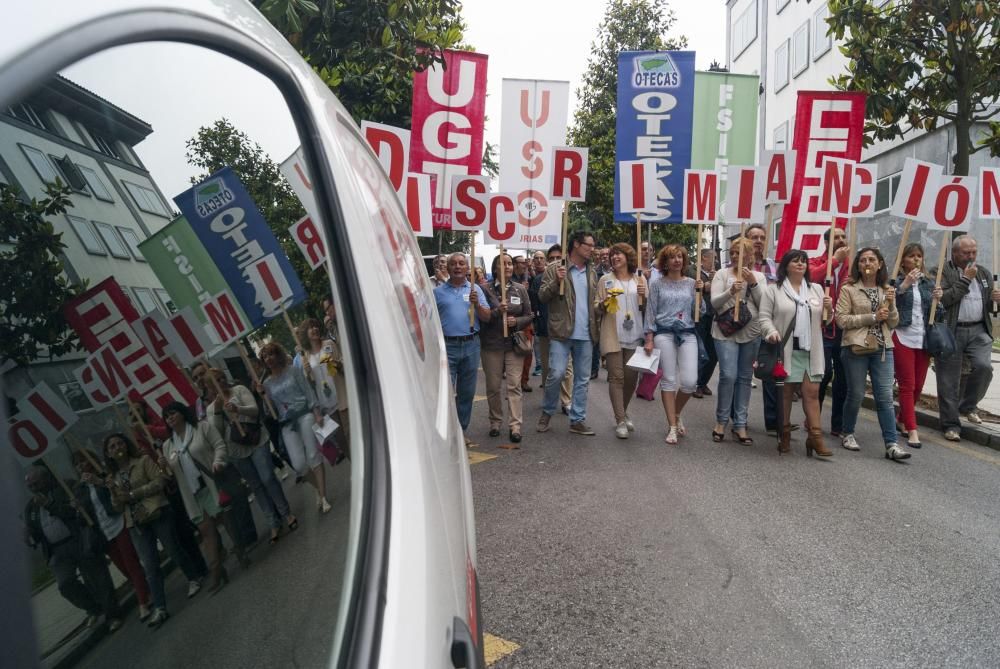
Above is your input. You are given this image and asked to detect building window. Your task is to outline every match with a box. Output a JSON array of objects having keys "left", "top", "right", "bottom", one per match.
[
  {"left": 792, "top": 21, "right": 810, "bottom": 77},
  {"left": 88, "top": 129, "right": 122, "bottom": 160},
  {"left": 116, "top": 226, "right": 147, "bottom": 262},
  {"left": 92, "top": 221, "right": 130, "bottom": 259},
  {"left": 6, "top": 103, "right": 49, "bottom": 131},
  {"left": 774, "top": 39, "right": 790, "bottom": 92},
  {"left": 732, "top": 0, "right": 758, "bottom": 60},
  {"left": 813, "top": 3, "right": 832, "bottom": 60},
  {"left": 66, "top": 215, "right": 107, "bottom": 256},
  {"left": 875, "top": 173, "right": 902, "bottom": 212},
  {"left": 773, "top": 122, "right": 789, "bottom": 150},
  {"left": 19, "top": 144, "right": 62, "bottom": 186},
  {"left": 123, "top": 180, "right": 170, "bottom": 217},
  {"left": 154, "top": 288, "right": 177, "bottom": 314},
  {"left": 76, "top": 164, "right": 114, "bottom": 202},
  {"left": 49, "top": 154, "right": 89, "bottom": 193},
  {"left": 132, "top": 287, "right": 160, "bottom": 315}
]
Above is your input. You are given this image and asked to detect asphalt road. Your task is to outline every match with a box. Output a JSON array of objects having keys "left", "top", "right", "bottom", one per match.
[
  {"left": 471, "top": 367, "right": 1000, "bottom": 668},
  {"left": 74, "top": 463, "right": 351, "bottom": 669}
]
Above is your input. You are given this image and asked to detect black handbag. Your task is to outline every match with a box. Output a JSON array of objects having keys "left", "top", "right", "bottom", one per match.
[
  {"left": 715, "top": 304, "right": 752, "bottom": 336},
  {"left": 925, "top": 321, "right": 956, "bottom": 356},
  {"left": 755, "top": 312, "right": 796, "bottom": 381}
]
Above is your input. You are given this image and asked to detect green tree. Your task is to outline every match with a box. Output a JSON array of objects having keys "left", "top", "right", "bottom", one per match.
[
  {"left": 0, "top": 183, "right": 85, "bottom": 366},
  {"left": 569, "top": 0, "right": 693, "bottom": 251},
  {"left": 184, "top": 119, "right": 325, "bottom": 346},
  {"left": 827, "top": 0, "right": 1000, "bottom": 176}
]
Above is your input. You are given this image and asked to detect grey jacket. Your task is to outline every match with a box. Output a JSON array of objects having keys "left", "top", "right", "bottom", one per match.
[{"left": 934, "top": 261, "right": 994, "bottom": 333}]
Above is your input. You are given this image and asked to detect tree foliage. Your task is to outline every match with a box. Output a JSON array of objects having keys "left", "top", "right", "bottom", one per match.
[
  {"left": 569, "top": 0, "right": 694, "bottom": 251},
  {"left": 253, "top": 0, "right": 465, "bottom": 127},
  {"left": 0, "top": 183, "right": 85, "bottom": 366},
  {"left": 185, "top": 119, "right": 325, "bottom": 346},
  {"left": 827, "top": 0, "right": 1000, "bottom": 175}
]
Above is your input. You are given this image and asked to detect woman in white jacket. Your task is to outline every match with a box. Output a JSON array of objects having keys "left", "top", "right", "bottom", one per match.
[{"left": 758, "top": 250, "right": 834, "bottom": 457}]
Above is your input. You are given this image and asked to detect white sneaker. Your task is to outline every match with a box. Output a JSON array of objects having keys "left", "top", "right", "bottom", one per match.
[
  {"left": 624, "top": 415, "right": 635, "bottom": 432},
  {"left": 842, "top": 434, "right": 861, "bottom": 451},
  {"left": 319, "top": 498, "right": 332, "bottom": 514},
  {"left": 147, "top": 608, "right": 169, "bottom": 628},
  {"left": 944, "top": 429, "right": 961, "bottom": 442},
  {"left": 665, "top": 427, "right": 678, "bottom": 445},
  {"left": 187, "top": 580, "right": 201, "bottom": 598},
  {"left": 138, "top": 604, "right": 151, "bottom": 622},
  {"left": 885, "top": 443, "right": 912, "bottom": 461},
  {"left": 615, "top": 422, "right": 629, "bottom": 439},
  {"left": 963, "top": 411, "right": 983, "bottom": 425}
]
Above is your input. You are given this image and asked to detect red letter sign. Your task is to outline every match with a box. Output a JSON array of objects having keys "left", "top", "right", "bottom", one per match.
[
  {"left": 450, "top": 175, "right": 490, "bottom": 232},
  {"left": 203, "top": 292, "right": 250, "bottom": 346},
  {"left": 683, "top": 170, "right": 719, "bottom": 224},
  {"left": 549, "top": 146, "right": 589, "bottom": 202}
]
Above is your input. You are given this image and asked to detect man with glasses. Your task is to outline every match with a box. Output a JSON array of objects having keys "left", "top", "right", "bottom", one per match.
[
  {"left": 531, "top": 245, "right": 573, "bottom": 409},
  {"left": 537, "top": 232, "right": 599, "bottom": 435}
]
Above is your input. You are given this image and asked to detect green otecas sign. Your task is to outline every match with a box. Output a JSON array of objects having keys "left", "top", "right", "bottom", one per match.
[
  {"left": 690, "top": 71, "right": 760, "bottom": 200},
  {"left": 138, "top": 215, "right": 248, "bottom": 327}
]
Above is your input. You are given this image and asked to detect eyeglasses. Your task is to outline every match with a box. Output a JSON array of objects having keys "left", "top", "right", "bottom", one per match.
[{"left": 579, "top": 241, "right": 595, "bottom": 248}]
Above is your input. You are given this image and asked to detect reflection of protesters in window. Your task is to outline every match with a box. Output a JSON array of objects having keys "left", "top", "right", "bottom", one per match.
[
  {"left": 104, "top": 433, "right": 204, "bottom": 628},
  {"left": 204, "top": 368, "right": 297, "bottom": 544},
  {"left": 161, "top": 403, "right": 234, "bottom": 594},
  {"left": 72, "top": 449, "right": 151, "bottom": 624},
  {"left": 24, "top": 464, "right": 121, "bottom": 631},
  {"left": 258, "top": 342, "right": 332, "bottom": 514}
]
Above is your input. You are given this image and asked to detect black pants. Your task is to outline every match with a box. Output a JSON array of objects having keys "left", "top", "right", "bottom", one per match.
[
  {"left": 696, "top": 315, "right": 717, "bottom": 387},
  {"left": 49, "top": 539, "right": 118, "bottom": 618},
  {"left": 819, "top": 332, "right": 846, "bottom": 433}
]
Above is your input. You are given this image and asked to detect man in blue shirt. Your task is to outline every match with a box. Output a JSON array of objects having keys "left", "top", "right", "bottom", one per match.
[{"left": 435, "top": 252, "right": 492, "bottom": 447}]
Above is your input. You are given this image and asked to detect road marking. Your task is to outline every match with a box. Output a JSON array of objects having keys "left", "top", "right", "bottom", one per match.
[
  {"left": 484, "top": 632, "right": 520, "bottom": 665},
  {"left": 857, "top": 407, "right": 1000, "bottom": 467},
  {"left": 468, "top": 451, "right": 498, "bottom": 465}
]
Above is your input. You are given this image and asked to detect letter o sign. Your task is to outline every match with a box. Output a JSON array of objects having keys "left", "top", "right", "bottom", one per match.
[
  {"left": 10, "top": 420, "right": 48, "bottom": 459},
  {"left": 931, "top": 176, "right": 975, "bottom": 231}
]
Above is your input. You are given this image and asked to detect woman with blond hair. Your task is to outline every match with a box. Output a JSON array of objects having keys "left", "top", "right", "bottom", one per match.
[
  {"left": 710, "top": 238, "right": 766, "bottom": 445},
  {"left": 596, "top": 242, "right": 647, "bottom": 438},
  {"left": 643, "top": 244, "right": 702, "bottom": 445}
]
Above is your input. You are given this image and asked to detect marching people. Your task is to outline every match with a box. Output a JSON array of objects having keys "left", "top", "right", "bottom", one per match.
[
  {"left": 510, "top": 256, "right": 535, "bottom": 394},
  {"left": 24, "top": 464, "right": 122, "bottom": 631},
  {"left": 430, "top": 254, "right": 449, "bottom": 288},
  {"left": 257, "top": 342, "right": 332, "bottom": 512},
  {"left": 529, "top": 250, "right": 548, "bottom": 377},
  {"left": 434, "top": 252, "right": 492, "bottom": 447},
  {"left": 692, "top": 247, "right": 717, "bottom": 399},
  {"left": 933, "top": 235, "right": 1000, "bottom": 441},
  {"left": 161, "top": 402, "right": 237, "bottom": 593},
  {"left": 643, "top": 244, "right": 701, "bottom": 445},
  {"left": 203, "top": 368, "right": 296, "bottom": 545},
  {"left": 71, "top": 450, "right": 151, "bottom": 624},
  {"left": 745, "top": 224, "right": 781, "bottom": 435},
  {"left": 537, "top": 230, "right": 600, "bottom": 436},
  {"left": 103, "top": 433, "right": 204, "bottom": 627},
  {"left": 480, "top": 253, "right": 534, "bottom": 443},
  {"left": 596, "top": 243, "right": 647, "bottom": 439},
  {"left": 835, "top": 248, "right": 910, "bottom": 460},
  {"left": 758, "top": 250, "right": 834, "bottom": 457},
  {"left": 710, "top": 238, "right": 765, "bottom": 445},
  {"left": 530, "top": 245, "right": 574, "bottom": 411},
  {"left": 321, "top": 297, "right": 351, "bottom": 442},
  {"left": 810, "top": 226, "right": 852, "bottom": 436},
  {"left": 892, "top": 244, "right": 943, "bottom": 449}
]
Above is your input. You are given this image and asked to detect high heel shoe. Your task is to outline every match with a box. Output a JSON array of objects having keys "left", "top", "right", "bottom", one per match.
[
  {"left": 806, "top": 428, "right": 832, "bottom": 458},
  {"left": 731, "top": 429, "right": 753, "bottom": 445},
  {"left": 778, "top": 425, "right": 792, "bottom": 455}
]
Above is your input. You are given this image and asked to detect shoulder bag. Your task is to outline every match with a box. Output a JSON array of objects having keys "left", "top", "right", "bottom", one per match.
[{"left": 755, "top": 311, "right": 796, "bottom": 380}]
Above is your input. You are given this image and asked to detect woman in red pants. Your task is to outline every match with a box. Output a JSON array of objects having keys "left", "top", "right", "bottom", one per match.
[{"left": 892, "top": 243, "right": 943, "bottom": 449}]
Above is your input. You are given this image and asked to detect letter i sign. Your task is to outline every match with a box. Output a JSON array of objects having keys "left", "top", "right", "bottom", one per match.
[{"left": 619, "top": 159, "right": 658, "bottom": 213}]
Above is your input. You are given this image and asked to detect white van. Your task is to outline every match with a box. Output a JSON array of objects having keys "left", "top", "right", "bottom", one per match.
[{"left": 0, "top": 2, "right": 483, "bottom": 668}]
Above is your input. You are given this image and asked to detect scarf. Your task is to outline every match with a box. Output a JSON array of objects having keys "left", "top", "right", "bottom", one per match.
[
  {"left": 173, "top": 424, "right": 204, "bottom": 494},
  {"left": 783, "top": 281, "right": 813, "bottom": 351}
]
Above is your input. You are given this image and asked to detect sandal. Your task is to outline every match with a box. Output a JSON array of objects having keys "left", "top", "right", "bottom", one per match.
[
  {"left": 712, "top": 429, "right": 725, "bottom": 442},
  {"left": 676, "top": 418, "right": 686, "bottom": 437},
  {"left": 269, "top": 530, "right": 281, "bottom": 545},
  {"left": 731, "top": 429, "right": 754, "bottom": 445},
  {"left": 287, "top": 516, "right": 299, "bottom": 532}
]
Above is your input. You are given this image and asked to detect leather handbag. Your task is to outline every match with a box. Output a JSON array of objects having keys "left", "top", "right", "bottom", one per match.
[
  {"left": 755, "top": 312, "right": 796, "bottom": 381},
  {"left": 715, "top": 302, "right": 752, "bottom": 337},
  {"left": 850, "top": 333, "right": 881, "bottom": 356},
  {"left": 511, "top": 330, "right": 533, "bottom": 355},
  {"left": 925, "top": 321, "right": 956, "bottom": 356}
]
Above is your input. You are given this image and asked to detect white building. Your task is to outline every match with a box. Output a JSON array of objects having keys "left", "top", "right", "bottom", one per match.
[
  {"left": 724, "top": 0, "right": 998, "bottom": 257},
  {"left": 1, "top": 75, "right": 177, "bottom": 410}
]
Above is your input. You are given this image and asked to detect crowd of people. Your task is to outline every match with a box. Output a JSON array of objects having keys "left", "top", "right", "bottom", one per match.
[
  {"left": 22, "top": 299, "right": 350, "bottom": 633},
  {"left": 433, "top": 229, "right": 999, "bottom": 460}
]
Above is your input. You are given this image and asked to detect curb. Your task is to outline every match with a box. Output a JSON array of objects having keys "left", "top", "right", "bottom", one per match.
[{"left": 860, "top": 396, "right": 1000, "bottom": 451}]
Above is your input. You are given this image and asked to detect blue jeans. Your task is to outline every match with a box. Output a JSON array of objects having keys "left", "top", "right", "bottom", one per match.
[
  {"left": 130, "top": 506, "right": 203, "bottom": 611},
  {"left": 714, "top": 338, "right": 756, "bottom": 429},
  {"left": 446, "top": 337, "right": 481, "bottom": 431},
  {"left": 233, "top": 446, "right": 291, "bottom": 530},
  {"left": 841, "top": 347, "right": 898, "bottom": 446},
  {"left": 543, "top": 338, "right": 593, "bottom": 423}
]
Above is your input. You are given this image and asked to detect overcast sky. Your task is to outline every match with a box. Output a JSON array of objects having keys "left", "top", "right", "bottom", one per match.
[{"left": 61, "top": 0, "right": 727, "bottom": 203}]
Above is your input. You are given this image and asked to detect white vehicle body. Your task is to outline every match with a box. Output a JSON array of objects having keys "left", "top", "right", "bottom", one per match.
[{"left": 0, "top": 2, "right": 482, "bottom": 667}]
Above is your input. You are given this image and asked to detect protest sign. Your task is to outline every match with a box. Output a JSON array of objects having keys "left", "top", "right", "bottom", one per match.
[
  {"left": 690, "top": 71, "right": 758, "bottom": 202},
  {"left": 550, "top": 147, "right": 589, "bottom": 202},
  {"left": 8, "top": 383, "right": 78, "bottom": 462}
]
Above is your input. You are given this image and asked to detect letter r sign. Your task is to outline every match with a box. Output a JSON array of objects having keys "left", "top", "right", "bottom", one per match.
[{"left": 549, "top": 147, "right": 589, "bottom": 202}]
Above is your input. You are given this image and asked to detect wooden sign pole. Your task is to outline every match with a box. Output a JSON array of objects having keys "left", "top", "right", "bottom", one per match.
[
  {"left": 694, "top": 223, "right": 703, "bottom": 323},
  {"left": 238, "top": 342, "right": 278, "bottom": 419},
  {"left": 890, "top": 219, "right": 914, "bottom": 282},
  {"left": 735, "top": 223, "right": 746, "bottom": 320},
  {"left": 469, "top": 232, "right": 477, "bottom": 326},
  {"left": 928, "top": 231, "right": 951, "bottom": 323},
  {"left": 204, "top": 369, "right": 246, "bottom": 437},
  {"left": 823, "top": 216, "right": 838, "bottom": 321},
  {"left": 559, "top": 206, "right": 569, "bottom": 296},
  {"left": 499, "top": 245, "right": 509, "bottom": 337},
  {"left": 636, "top": 212, "right": 644, "bottom": 307}
]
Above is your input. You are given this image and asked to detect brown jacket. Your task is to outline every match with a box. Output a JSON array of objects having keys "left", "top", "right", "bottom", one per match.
[
  {"left": 478, "top": 281, "right": 533, "bottom": 351},
  {"left": 111, "top": 455, "right": 169, "bottom": 528},
  {"left": 835, "top": 282, "right": 899, "bottom": 349},
  {"left": 595, "top": 272, "right": 648, "bottom": 354},
  {"left": 538, "top": 260, "right": 599, "bottom": 342}
]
